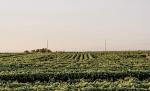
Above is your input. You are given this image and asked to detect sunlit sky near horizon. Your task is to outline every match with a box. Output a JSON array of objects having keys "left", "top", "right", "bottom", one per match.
[{"left": 0, "top": 0, "right": 150, "bottom": 52}]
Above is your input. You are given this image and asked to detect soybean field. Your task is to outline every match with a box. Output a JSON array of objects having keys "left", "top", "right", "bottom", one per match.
[{"left": 0, "top": 51, "right": 150, "bottom": 90}]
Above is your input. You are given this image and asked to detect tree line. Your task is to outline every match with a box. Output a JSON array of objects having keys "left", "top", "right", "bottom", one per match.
[{"left": 24, "top": 48, "right": 52, "bottom": 53}]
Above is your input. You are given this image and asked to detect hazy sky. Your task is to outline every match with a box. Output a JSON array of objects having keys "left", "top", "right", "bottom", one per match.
[{"left": 0, "top": 0, "right": 150, "bottom": 52}]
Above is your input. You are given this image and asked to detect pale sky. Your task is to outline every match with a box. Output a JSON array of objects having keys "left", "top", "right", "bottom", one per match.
[{"left": 0, "top": 0, "right": 150, "bottom": 52}]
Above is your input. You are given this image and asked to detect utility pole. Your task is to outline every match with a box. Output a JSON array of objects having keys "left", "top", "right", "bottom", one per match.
[
  {"left": 47, "top": 40, "right": 49, "bottom": 49},
  {"left": 105, "top": 40, "right": 107, "bottom": 51}
]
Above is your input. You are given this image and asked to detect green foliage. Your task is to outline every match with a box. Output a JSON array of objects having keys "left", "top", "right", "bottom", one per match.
[
  {"left": 0, "top": 51, "right": 150, "bottom": 90},
  {"left": 24, "top": 50, "right": 30, "bottom": 54},
  {"left": 26, "top": 48, "right": 52, "bottom": 53}
]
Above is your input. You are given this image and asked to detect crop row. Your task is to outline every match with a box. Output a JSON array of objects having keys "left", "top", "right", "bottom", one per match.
[{"left": 1, "top": 71, "right": 150, "bottom": 82}]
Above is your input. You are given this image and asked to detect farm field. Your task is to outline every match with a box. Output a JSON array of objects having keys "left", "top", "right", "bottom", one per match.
[{"left": 0, "top": 51, "right": 150, "bottom": 90}]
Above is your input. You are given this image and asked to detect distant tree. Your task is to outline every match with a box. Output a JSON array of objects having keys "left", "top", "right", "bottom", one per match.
[
  {"left": 36, "top": 49, "right": 40, "bottom": 52},
  {"left": 28, "top": 48, "right": 52, "bottom": 53},
  {"left": 47, "top": 49, "right": 52, "bottom": 52},
  {"left": 31, "top": 50, "right": 36, "bottom": 53},
  {"left": 39, "top": 48, "right": 45, "bottom": 53},
  {"left": 24, "top": 50, "right": 30, "bottom": 54},
  {"left": 39, "top": 48, "right": 52, "bottom": 53}
]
